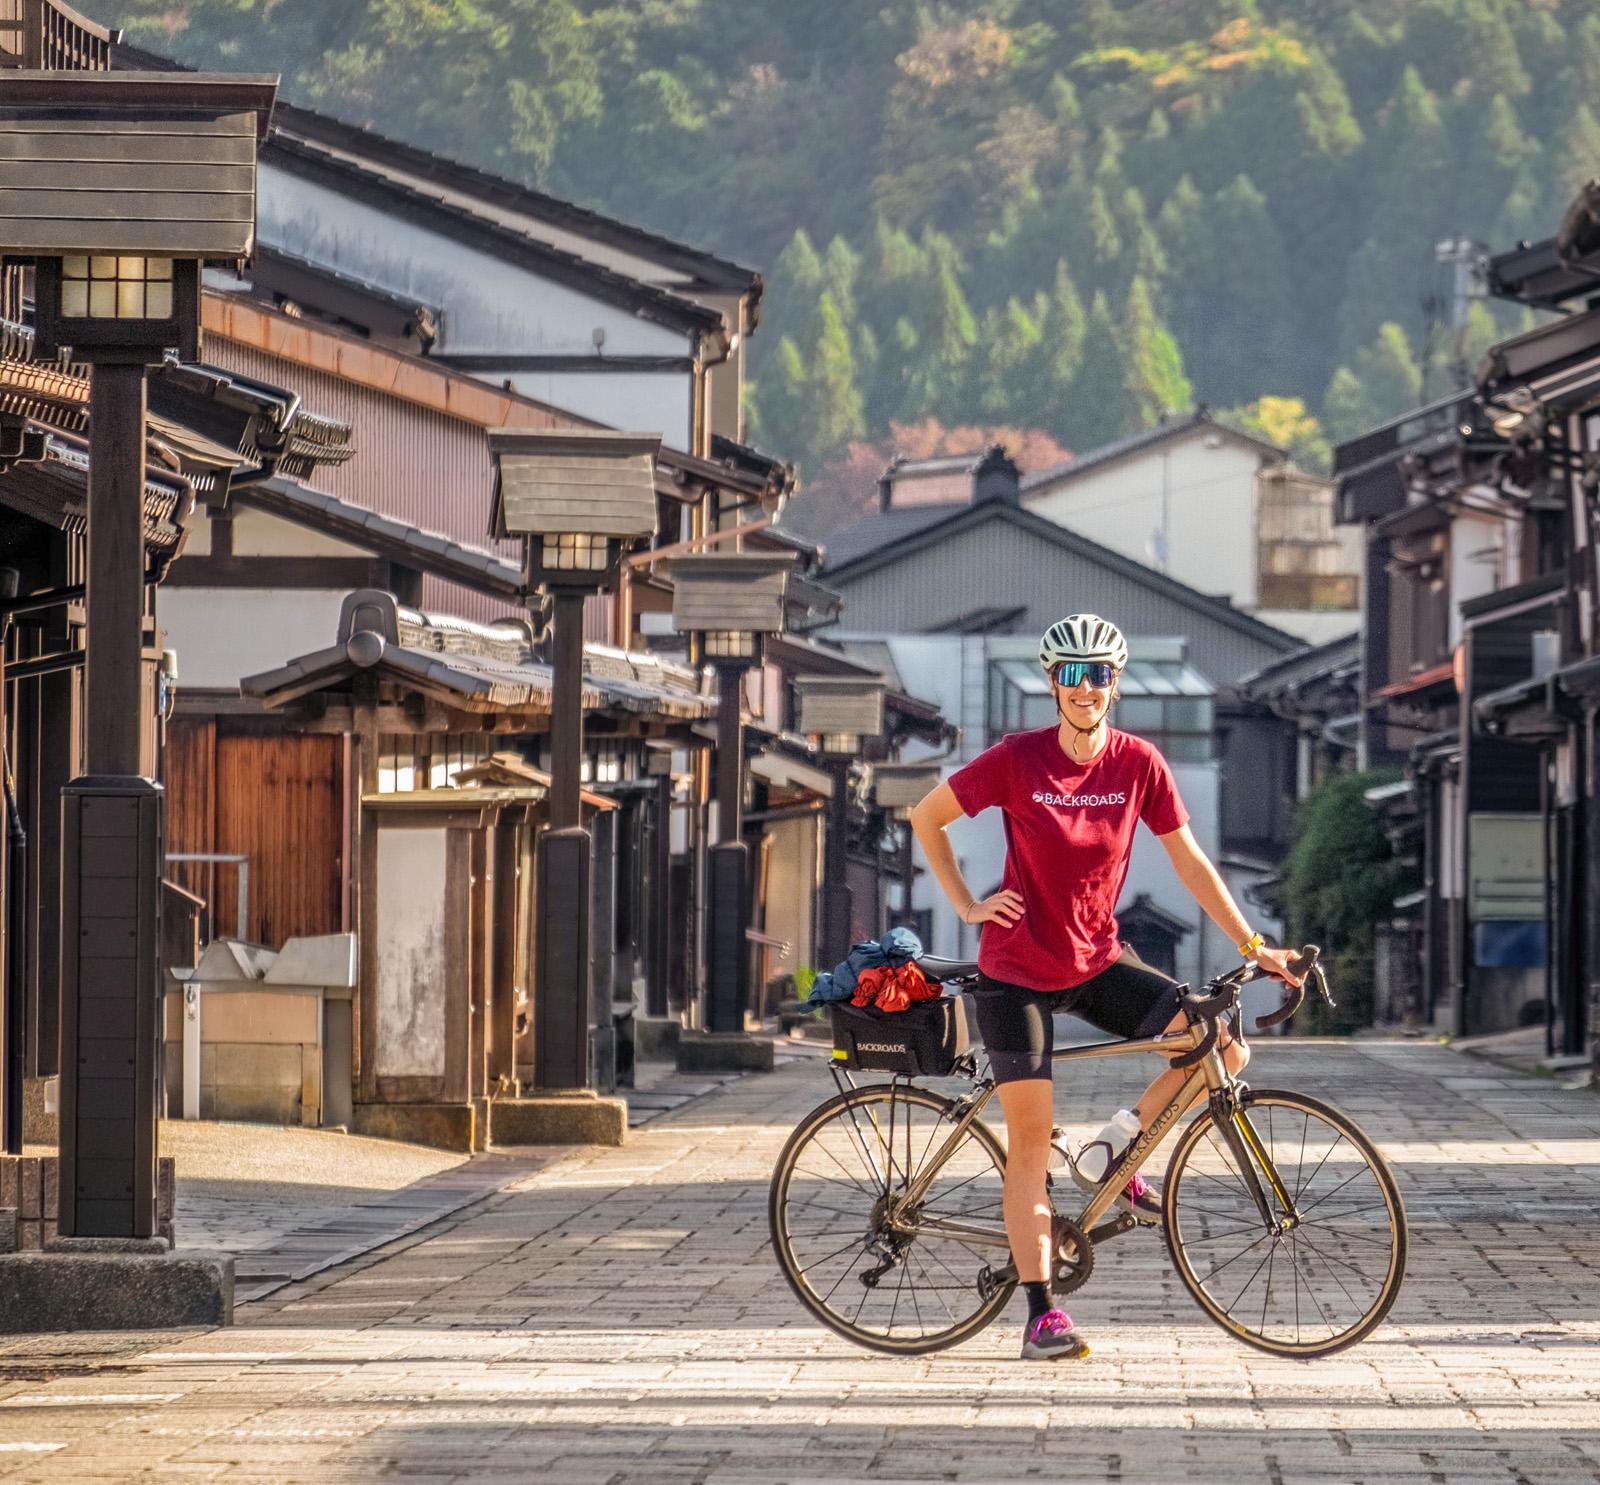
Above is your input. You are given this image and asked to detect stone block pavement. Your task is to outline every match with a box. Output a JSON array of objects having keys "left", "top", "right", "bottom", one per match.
[{"left": 0, "top": 1038, "right": 1595, "bottom": 1483}]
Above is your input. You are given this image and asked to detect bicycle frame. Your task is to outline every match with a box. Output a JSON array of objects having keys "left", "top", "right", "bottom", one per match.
[{"left": 854, "top": 1010, "right": 1304, "bottom": 1257}]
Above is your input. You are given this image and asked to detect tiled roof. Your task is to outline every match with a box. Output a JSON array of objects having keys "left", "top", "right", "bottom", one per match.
[
  {"left": 242, "top": 589, "right": 711, "bottom": 720},
  {"left": 234, "top": 477, "right": 526, "bottom": 599},
  {"left": 815, "top": 504, "right": 960, "bottom": 570}
]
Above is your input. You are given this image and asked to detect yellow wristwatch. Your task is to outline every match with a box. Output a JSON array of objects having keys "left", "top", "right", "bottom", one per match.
[{"left": 1238, "top": 931, "right": 1265, "bottom": 959}]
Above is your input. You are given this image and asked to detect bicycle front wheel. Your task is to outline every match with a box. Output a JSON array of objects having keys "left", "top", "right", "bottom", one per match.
[
  {"left": 1163, "top": 1087, "right": 1407, "bottom": 1358},
  {"left": 769, "top": 1083, "right": 1014, "bottom": 1355}
]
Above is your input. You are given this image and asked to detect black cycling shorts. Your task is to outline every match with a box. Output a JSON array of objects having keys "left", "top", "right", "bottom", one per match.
[{"left": 972, "top": 949, "right": 1182, "bottom": 1084}]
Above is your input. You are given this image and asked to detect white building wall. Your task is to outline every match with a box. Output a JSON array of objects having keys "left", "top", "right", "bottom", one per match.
[
  {"left": 257, "top": 167, "right": 690, "bottom": 362},
  {"left": 160, "top": 588, "right": 350, "bottom": 691},
  {"left": 1024, "top": 435, "right": 1263, "bottom": 609},
  {"left": 495, "top": 368, "right": 692, "bottom": 450},
  {"left": 1448, "top": 508, "right": 1513, "bottom": 648}
]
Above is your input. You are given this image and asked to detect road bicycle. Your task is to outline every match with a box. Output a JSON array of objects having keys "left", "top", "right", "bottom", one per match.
[{"left": 769, "top": 947, "right": 1408, "bottom": 1359}]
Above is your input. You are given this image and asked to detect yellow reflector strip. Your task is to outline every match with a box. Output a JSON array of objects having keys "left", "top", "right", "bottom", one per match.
[{"left": 832, "top": 1049, "right": 848, "bottom": 1060}]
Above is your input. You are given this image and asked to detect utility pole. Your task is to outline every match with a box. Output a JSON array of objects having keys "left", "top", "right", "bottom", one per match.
[{"left": 1435, "top": 238, "right": 1486, "bottom": 391}]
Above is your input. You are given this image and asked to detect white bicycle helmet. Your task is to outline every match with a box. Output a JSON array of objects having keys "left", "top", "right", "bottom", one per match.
[{"left": 1038, "top": 613, "right": 1128, "bottom": 675}]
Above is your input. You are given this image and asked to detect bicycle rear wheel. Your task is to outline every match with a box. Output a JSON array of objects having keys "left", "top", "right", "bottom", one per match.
[
  {"left": 1163, "top": 1087, "right": 1406, "bottom": 1358},
  {"left": 769, "top": 1083, "right": 1014, "bottom": 1355}
]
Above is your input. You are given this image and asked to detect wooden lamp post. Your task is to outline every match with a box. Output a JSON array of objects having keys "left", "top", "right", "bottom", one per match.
[
  {"left": 667, "top": 553, "right": 795, "bottom": 1035},
  {"left": 873, "top": 762, "right": 943, "bottom": 932},
  {"left": 794, "top": 675, "right": 887, "bottom": 966},
  {"left": 488, "top": 429, "right": 659, "bottom": 1089},
  {"left": 0, "top": 70, "right": 276, "bottom": 1237}
]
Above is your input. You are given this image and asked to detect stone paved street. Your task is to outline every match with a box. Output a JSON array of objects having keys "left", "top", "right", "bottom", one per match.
[{"left": 0, "top": 1039, "right": 1596, "bottom": 1484}]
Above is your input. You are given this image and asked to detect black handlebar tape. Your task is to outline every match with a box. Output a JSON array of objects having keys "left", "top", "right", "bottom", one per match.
[
  {"left": 1254, "top": 980, "right": 1306, "bottom": 1031},
  {"left": 1170, "top": 1015, "right": 1219, "bottom": 1069}
]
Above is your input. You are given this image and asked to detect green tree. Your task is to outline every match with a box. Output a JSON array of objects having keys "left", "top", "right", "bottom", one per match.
[
  {"left": 1321, "top": 323, "right": 1423, "bottom": 445},
  {"left": 976, "top": 298, "right": 1045, "bottom": 423},
  {"left": 1549, "top": 104, "right": 1600, "bottom": 221},
  {"left": 1044, "top": 259, "right": 1088, "bottom": 392},
  {"left": 1284, "top": 770, "right": 1419, "bottom": 1033},
  {"left": 1065, "top": 290, "right": 1138, "bottom": 446},
  {"left": 1335, "top": 67, "right": 1453, "bottom": 360},
  {"left": 1119, "top": 275, "right": 1192, "bottom": 428},
  {"left": 1224, "top": 396, "right": 1333, "bottom": 475}
]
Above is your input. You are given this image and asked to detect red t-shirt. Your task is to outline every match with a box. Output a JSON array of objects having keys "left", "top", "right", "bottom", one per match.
[{"left": 948, "top": 726, "right": 1189, "bottom": 990}]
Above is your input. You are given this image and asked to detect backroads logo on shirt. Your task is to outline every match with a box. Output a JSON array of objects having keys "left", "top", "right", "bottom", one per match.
[{"left": 1032, "top": 789, "right": 1127, "bottom": 808}]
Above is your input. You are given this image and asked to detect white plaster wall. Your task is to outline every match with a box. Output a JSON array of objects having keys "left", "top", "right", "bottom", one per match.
[
  {"left": 257, "top": 165, "right": 689, "bottom": 361},
  {"left": 1024, "top": 436, "right": 1262, "bottom": 609},
  {"left": 1448, "top": 509, "right": 1512, "bottom": 648},
  {"left": 763, "top": 814, "right": 822, "bottom": 977},
  {"left": 229, "top": 506, "right": 370, "bottom": 558},
  {"left": 158, "top": 588, "right": 349, "bottom": 690},
  {"left": 374, "top": 827, "right": 449, "bottom": 1078},
  {"left": 497, "top": 368, "right": 692, "bottom": 450}
]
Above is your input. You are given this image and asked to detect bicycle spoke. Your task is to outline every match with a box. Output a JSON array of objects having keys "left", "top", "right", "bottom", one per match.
[
  {"left": 796, "top": 1233, "right": 873, "bottom": 1278},
  {"left": 887, "top": 1250, "right": 910, "bottom": 1334},
  {"left": 1294, "top": 1165, "right": 1371, "bottom": 1219},
  {"left": 803, "top": 1138, "right": 881, "bottom": 1201},
  {"left": 1259, "top": 1239, "right": 1278, "bottom": 1335},
  {"left": 1167, "top": 1095, "right": 1404, "bottom": 1356},
  {"left": 1292, "top": 1111, "right": 1311, "bottom": 1203},
  {"left": 1194, "top": 1228, "right": 1273, "bottom": 1288},
  {"left": 1223, "top": 1241, "right": 1278, "bottom": 1315},
  {"left": 838, "top": 1098, "right": 892, "bottom": 1194},
  {"left": 786, "top": 1192, "right": 873, "bottom": 1221},
  {"left": 1290, "top": 1229, "right": 1338, "bottom": 1338},
  {"left": 1180, "top": 1224, "right": 1269, "bottom": 1243},
  {"left": 775, "top": 1088, "right": 1013, "bottom": 1350},
  {"left": 1290, "top": 1131, "right": 1347, "bottom": 1207},
  {"left": 1293, "top": 1227, "right": 1379, "bottom": 1289},
  {"left": 791, "top": 1164, "right": 880, "bottom": 1207}
]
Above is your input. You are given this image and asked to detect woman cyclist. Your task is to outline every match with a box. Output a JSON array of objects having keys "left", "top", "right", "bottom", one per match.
[{"left": 910, "top": 613, "right": 1302, "bottom": 1362}]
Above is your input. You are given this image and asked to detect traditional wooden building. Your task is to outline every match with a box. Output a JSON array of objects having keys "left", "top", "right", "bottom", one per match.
[{"left": 1333, "top": 194, "right": 1600, "bottom": 1054}]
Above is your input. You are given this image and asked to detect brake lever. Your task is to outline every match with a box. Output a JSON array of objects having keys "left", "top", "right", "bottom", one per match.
[{"left": 1312, "top": 964, "right": 1335, "bottom": 1009}]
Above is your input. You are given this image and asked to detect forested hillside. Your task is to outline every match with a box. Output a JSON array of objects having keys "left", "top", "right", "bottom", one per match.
[{"left": 125, "top": 0, "right": 1599, "bottom": 527}]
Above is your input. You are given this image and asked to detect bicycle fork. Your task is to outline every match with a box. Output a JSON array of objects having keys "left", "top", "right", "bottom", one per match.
[{"left": 1210, "top": 1087, "right": 1301, "bottom": 1233}]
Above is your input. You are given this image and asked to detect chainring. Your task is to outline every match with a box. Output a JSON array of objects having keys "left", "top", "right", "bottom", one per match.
[{"left": 1051, "top": 1214, "right": 1095, "bottom": 1295}]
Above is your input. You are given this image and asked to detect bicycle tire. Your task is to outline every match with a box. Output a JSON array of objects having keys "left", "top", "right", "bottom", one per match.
[
  {"left": 1163, "top": 1087, "right": 1407, "bottom": 1358},
  {"left": 769, "top": 1082, "right": 1015, "bottom": 1355}
]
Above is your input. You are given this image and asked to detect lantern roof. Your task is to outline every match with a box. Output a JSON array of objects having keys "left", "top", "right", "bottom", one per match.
[{"left": 0, "top": 71, "right": 277, "bottom": 259}]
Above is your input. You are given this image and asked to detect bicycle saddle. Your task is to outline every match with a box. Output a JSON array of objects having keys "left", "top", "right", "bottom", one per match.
[{"left": 919, "top": 954, "right": 981, "bottom": 981}]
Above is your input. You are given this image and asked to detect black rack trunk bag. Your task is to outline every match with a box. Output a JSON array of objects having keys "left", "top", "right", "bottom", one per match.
[{"left": 829, "top": 995, "right": 972, "bottom": 1077}]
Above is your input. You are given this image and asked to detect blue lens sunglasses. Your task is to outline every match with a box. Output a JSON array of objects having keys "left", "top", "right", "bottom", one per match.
[{"left": 1051, "top": 661, "right": 1117, "bottom": 689}]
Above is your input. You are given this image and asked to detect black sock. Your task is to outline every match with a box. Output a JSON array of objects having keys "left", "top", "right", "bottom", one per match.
[{"left": 1024, "top": 1281, "right": 1053, "bottom": 1323}]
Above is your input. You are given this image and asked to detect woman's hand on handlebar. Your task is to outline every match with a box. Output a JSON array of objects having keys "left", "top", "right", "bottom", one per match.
[
  {"left": 1251, "top": 943, "right": 1304, "bottom": 987},
  {"left": 962, "top": 889, "right": 1023, "bottom": 928}
]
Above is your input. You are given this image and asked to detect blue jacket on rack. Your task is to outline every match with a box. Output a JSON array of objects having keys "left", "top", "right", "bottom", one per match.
[{"left": 805, "top": 926, "right": 924, "bottom": 1006}]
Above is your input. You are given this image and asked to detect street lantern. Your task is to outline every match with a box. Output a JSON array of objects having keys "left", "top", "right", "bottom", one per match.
[
  {"left": 873, "top": 761, "right": 943, "bottom": 932},
  {"left": 488, "top": 428, "right": 660, "bottom": 1091},
  {"left": 795, "top": 675, "right": 887, "bottom": 964},
  {"left": 0, "top": 70, "right": 276, "bottom": 1237},
  {"left": 667, "top": 552, "right": 795, "bottom": 1036}
]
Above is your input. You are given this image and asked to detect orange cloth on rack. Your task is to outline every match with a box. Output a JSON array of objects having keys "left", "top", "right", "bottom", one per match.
[{"left": 849, "top": 960, "right": 942, "bottom": 1013}]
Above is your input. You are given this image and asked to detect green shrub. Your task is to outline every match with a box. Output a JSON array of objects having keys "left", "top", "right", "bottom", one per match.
[{"left": 1283, "top": 769, "right": 1419, "bottom": 1034}]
